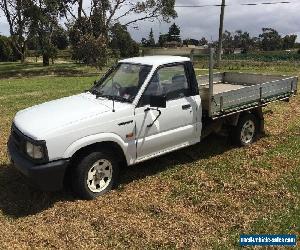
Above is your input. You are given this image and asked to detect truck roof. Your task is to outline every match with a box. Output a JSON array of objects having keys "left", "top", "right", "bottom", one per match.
[{"left": 119, "top": 56, "right": 191, "bottom": 66}]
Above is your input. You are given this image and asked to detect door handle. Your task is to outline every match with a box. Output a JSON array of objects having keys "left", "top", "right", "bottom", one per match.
[{"left": 182, "top": 104, "right": 191, "bottom": 110}]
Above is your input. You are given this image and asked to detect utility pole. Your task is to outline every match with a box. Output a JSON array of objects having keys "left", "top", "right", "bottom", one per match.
[{"left": 216, "top": 0, "right": 226, "bottom": 67}]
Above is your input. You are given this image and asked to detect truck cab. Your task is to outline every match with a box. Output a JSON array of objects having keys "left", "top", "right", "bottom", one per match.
[{"left": 7, "top": 56, "right": 297, "bottom": 199}]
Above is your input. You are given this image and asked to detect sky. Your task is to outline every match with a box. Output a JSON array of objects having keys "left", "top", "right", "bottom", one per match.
[{"left": 0, "top": 0, "right": 299, "bottom": 42}]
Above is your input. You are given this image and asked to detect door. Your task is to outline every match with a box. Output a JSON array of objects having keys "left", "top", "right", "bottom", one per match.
[{"left": 135, "top": 63, "right": 199, "bottom": 161}]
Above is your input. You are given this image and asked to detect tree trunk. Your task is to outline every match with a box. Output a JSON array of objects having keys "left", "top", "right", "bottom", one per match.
[
  {"left": 43, "top": 54, "right": 50, "bottom": 66},
  {"left": 78, "top": 0, "right": 83, "bottom": 19},
  {"left": 20, "top": 54, "right": 25, "bottom": 64},
  {"left": 20, "top": 45, "right": 25, "bottom": 63}
]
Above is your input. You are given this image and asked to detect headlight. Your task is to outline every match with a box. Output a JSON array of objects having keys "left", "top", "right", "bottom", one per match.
[{"left": 26, "top": 141, "right": 44, "bottom": 159}]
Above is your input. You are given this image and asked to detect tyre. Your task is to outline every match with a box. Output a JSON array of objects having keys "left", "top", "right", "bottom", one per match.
[
  {"left": 232, "top": 113, "right": 258, "bottom": 146},
  {"left": 71, "top": 150, "right": 119, "bottom": 200}
]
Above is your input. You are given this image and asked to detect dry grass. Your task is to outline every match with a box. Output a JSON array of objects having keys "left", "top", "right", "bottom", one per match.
[{"left": 0, "top": 61, "right": 299, "bottom": 249}]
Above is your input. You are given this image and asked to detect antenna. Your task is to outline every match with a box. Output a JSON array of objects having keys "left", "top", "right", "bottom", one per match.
[
  {"left": 111, "top": 72, "right": 115, "bottom": 112},
  {"left": 112, "top": 97, "right": 115, "bottom": 112}
]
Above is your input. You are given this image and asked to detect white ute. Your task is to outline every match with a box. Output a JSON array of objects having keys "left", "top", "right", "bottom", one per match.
[{"left": 8, "top": 56, "right": 298, "bottom": 199}]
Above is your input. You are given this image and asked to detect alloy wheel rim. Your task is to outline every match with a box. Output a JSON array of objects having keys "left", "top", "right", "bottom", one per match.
[
  {"left": 240, "top": 120, "right": 255, "bottom": 144},
  {"left": 87, "top": 159, "right": 113, "bottom": 193}
]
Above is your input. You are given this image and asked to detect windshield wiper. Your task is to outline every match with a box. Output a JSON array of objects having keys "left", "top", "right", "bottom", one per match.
[
  {"left": 101, "top": 95, "right": 131, "bottom": 103},
  {"left": 89, "top": 90, "right": 131, "bottom": 103},
  {"left": 89, "top": 89, "right": 104, "bottom": 98}
]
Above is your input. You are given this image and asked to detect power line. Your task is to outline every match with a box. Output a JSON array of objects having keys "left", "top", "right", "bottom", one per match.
[{"left": 175, "top": 1, "right": 292, "bottom": 8}]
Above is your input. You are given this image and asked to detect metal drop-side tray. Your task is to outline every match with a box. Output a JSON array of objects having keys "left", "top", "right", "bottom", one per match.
[{"left": 197, "top": 72, "right": 298, "bottom": 119}]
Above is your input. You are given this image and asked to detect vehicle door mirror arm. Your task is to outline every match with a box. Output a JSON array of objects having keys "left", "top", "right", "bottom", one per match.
[{"left": 144, "top": 107, "right": 162, "bottom": 128}]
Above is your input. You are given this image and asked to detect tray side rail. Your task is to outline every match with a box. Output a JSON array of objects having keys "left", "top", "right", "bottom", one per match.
[{"left": 209, "top": 76, "right": 298, "bottom": 119}]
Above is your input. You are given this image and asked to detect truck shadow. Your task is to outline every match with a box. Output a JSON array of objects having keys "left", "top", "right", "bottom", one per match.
[
  {"left": 118, "top": 134, "right": 234, "bottom": 186},
  {"left": 0, "top": 165, "right": 75, "bottom": 218},
  {"left": 0, "top": 134, "right": 236, "bottom": 218}
]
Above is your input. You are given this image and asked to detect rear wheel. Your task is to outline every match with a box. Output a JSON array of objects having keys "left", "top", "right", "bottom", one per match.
[
  {"left": 71, "top": 151, "right": 119, "bottom": 200},
  {"left": 232, "top": 113, "right": 257, "bottom": 146}
]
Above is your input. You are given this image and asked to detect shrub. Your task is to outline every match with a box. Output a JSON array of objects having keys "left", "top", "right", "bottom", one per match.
[
  {"left": 0, "top": 36, "right": 13, "bottom": 61},
  {"left": 72, "top": 34, "right": 108, "bottom": 68}
]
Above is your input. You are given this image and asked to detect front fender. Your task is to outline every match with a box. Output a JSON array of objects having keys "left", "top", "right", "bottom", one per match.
[{"left": 63, "top": 133, "right": 135, "bottom": 165}]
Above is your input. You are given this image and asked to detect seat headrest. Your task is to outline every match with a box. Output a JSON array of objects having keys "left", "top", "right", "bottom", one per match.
[
  {"left": 172, "top": 74, "right": 185, "bottom": 84},
  {"left": 138, "top": 67, "right": 151, "bottom": 86}
]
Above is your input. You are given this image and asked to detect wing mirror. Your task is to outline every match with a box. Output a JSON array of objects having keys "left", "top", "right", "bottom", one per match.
[
  {"left": 149, "top": 95, "right": 166, "bottom": 108},
  {"left": 145, "top": 95, "right": 166, "bottom": 128}
]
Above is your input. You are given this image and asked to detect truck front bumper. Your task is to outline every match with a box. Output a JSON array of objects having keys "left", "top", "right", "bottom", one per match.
[{"left": 7, "top": 139, "right": 69, "bottom": 191}]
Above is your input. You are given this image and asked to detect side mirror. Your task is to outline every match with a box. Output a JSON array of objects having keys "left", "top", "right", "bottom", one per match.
[{"left": 149, "top": 95, "right": 166, "bottom": 108}]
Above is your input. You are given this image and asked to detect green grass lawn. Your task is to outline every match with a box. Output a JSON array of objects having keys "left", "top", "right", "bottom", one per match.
[
  {"left": 0, "top": 60, "right": 299, "bottom": 249},
  {"left": 0, "top": 61, "right": 105, "bottom": 79}
]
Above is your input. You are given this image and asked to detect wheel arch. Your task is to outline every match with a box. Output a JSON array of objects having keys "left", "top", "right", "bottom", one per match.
[
  {"left": 63, "top": 133, "right": 131, "bottom": 165},
  {"left": 69, "top": 141, "right": 127, "bottom": 167},
  {"left": 67, "top": 142, "right": 124, "bottom": 199},
  {"left": 63, "top": 139, "right": 128, "bottom": 193},
  {"left": 250, "top": 107, "right": 265, "bottom": 134},
  {"left": 225, "top": 107, "right": 264, "bottom": 132}
]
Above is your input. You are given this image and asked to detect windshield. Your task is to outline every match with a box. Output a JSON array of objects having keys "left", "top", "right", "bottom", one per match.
[{"left": 91, "top": 63, "right": 152, "bottom": 102}]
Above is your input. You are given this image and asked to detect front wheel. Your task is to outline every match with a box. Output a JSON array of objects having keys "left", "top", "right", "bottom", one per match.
[
  {"left": 71, "top": 151, "right": 119, "bottom": 200},
  {"left": 232, "top": 113, "right": 258, "bottom": 146}
]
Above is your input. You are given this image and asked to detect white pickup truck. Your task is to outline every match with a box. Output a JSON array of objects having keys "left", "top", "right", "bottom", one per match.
[{"left": 8, "top": 56, "right": 298, "bottom": 199}]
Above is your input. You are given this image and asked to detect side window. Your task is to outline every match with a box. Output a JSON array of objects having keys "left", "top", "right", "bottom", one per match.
[
  {"left": 143, "top": 72, "right": 162, "bottom": 96},
  {"left": 141, "top": 64, "right": 189, "bottom": 106},
  {"left": 139, "top": 72, "right": 162, "bottom": 106},
  {"left": 158, "top": 65, "right": 189, "bottom": 100}
]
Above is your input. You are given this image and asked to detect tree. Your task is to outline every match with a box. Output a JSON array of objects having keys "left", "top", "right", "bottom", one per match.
[
  {"left": 110, "top": 23, "right": 139, "bottom": 58},
  {"left": 64, "top": 0, "right": 177, "bottom": 41},
  {"left": 141, "top": 28, "right": 156, "bottom": 47},
  {"left": 68, "top": 14, "right": 109, "bottom": 66},
  {"left": 51, "top": 27, "right": 69, "bottom": 50},
  {"left": 233, "top": 30, "right": 255, "bottom": 53},
  {"left": 68, "top": 17, "right": 92, "bottom": 47},
  {"left": 26, "top": 33, "right": 39, "bottom": 50},
  {"left": 158, "top": 33, "right": 168, "bottom": 47},
  {"left": 183, "top": 38, "right": 199, "bottom": 46},
  {"left": 148, "top": 28, "right": 155, "bottom": 47},
  {"left": 66, "top": 0, "right": 176, "bottom": 66},
  {"left": 141, "top": 37, "right": 148, "bottom": 47},
  {"left": 70, "top": 0, "right": 177, "bottom": 31},
  {"left": 0, "top": 35, "right": 13, "bottom": 61},
  {"left": 72, "top": 34, "right": 107, "bottom": 68},
  {"left": 168, "top": 23, "right": 181, "bottom": 42},
  {"left": 259, "top": 28, "right": 282, "bottom": 51},
  {"left": 25, "top": 1, "right": 63, "bottom": 66},
  {"left": 282, "top": 35, "right": 297, "bottom": 50},
  {"left": 199, "top": 37, "right": 208, "bottom": 46},
  {"left": 220, "top": 30, "right": 257, "bottom": 54},
  {"left": 222, "top": 30, "right": 234, "bottom": 54},
  {"left": 252, "top": 36, "right": 260, "bottom": 51},
  {"left": 0, "top": 0, "right": 29, "bottom": 62}
]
